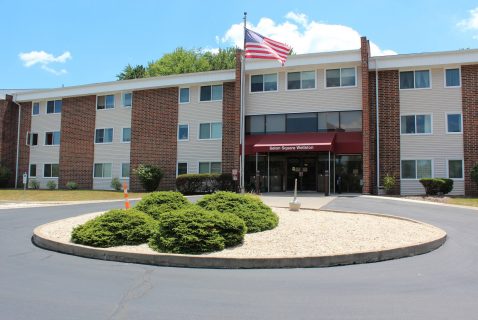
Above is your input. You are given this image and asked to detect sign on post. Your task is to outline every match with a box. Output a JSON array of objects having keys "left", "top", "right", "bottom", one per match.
[
  {"left": 232, "top": 169, "right": 238, "bottom": 181},
  {"left": 22, "top": 172, "right": 28, "bottom": 190}
]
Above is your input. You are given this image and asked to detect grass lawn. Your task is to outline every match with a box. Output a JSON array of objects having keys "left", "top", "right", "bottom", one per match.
[
  {"left": 0, "top": 189, "right": 149, "bottom": 202},
  {"left": 446, "top": 198, "right": 478, "bottom": 207}
]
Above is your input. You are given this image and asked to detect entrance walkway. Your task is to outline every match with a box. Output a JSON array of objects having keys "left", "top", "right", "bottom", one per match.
[{"left": 260, "top": 192, "right": 338, "bottom": 209}]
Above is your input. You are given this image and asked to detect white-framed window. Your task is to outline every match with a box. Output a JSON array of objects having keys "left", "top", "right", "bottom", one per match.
[
  {"left": 198, "top": 161, "right": 221, "bottom": 174},
  {"left": 400, "top": 70, "right": 431, "bottom": 89},
  {"left": 95, "top": 128, "right": 113, "bottom": 143},
  {"left": 448, "top": 159, "right": 464, "bottom": 179},
  {"left": 43, "top": 163, "right": 59, "bottom": 178},
  {"left": 32, "top": 102, "right": 40, "bottom": 115},
  {"left": 29, "top": 164, "right": 37, "bottom": 178},
  {"left": 446, "top": 113, "right": 462, "bottom": 133},
  {"left": 26, "top": 132, "right": 38, "bottom": 146},
  {"left": 445, "top": 68, "right": 460, "bottom": 87},
  {"left": 400, "top": 114, "right": 432, "bottom": 134},
  {"left": 122, "top": 92, "right": 132, "bottom": 107},
  {"left": 250, "top": 73, "right": 278, "bottom": 92},
  {"left": 177, "top": 162, "right": 188, "bottom": 175},
  {"left": 287, "top": 71, "right": 316, "bottom": 90},
  {"left": 325, "top": 67, "right": 356, "bottom": 88},
  {"left": 45, "top": 131, "right": 61, "bottom": 145},
  {"left": 122, "top": 128, "right": 131, "bottom": 142},
  {"left": 97, "top": 95, "right": 115, "bottom": 110},
  {"left": 94, "top": 163, "right": 112, "bottom": 178},
  {"left": 178, "top": 124, "right": 189, "bottom": 140},
  {"left": 121, "top": 163, "right": 130, "bottom": 178},
  {"left": 199, "top": 122, "right": 222, "bottom": 140},
  {"left": 179, "top": 88, "right": 190, "bottom": 104},
  {"left": 401, "top": 160, "right": 432, "bottom": 179},
  {"left": 46, "top": 100, "right": 62, "bottom": 114},
  {"left": 200, "top": 85, "right": 223, "bottom": 102}
]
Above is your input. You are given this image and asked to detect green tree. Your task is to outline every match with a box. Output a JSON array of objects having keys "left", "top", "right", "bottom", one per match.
[{"left": 116, "top": 64, "right": 147, "bottom": 80}]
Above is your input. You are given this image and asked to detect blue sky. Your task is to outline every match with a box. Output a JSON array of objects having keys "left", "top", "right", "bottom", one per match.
[{"left": 2, "top": 0, "right": 478, "bottom": 89}]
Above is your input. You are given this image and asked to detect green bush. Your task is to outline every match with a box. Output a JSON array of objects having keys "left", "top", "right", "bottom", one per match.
[
  {"left": 0, "top": 165, "right": 11, "bottom": 187},
  {"left": 419, "top": 178, "right": 454, "bottom": 195},
  {"left": 383, "top": 174, "right": 396, "bottom": 194},
  {"left": 46, "top": 180, "right": 57, "bottom": 190},
  {"left": 134, "top": 164, "right": 164, "bottom": 192},
  {"left": 111, "top": 178, "right": 122, "bottom": 191},
  {"left": 71, "top": 209, "right": 156, "bottom": 247},
  {"left": 176, "top": 173, "right": 235, "bottom": 194},
  {"left": 149, "top": 206, "right": 246, "bottom": 254},
  {"left": 135, "top": 191, "right": 190, "bottom": 219},
  {"left": 66, "top": 181, "right": 79, "bottom": 190},
  {"left": 196, "top": 191, "right": 278, "bottom": 233},
  {"left": 29, "top": 179, "right": 40, "bottom": 189}
]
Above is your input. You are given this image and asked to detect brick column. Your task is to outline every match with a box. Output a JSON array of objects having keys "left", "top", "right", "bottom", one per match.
[
  {"left": 0, "top": 96, "right": 18, "bottom": 187},
  {"left": 360, "top": 37, "right": 372, "bottom": 194},
  {"left": 18, "top": 102, "right": 32, "bottom": 186},
  {"left": 59, "top": 95, "right": 96, "bottom": 189},
  {"left": 461, "top": 65, "right": 478, "bottom": 196},
  {"left": 221, "top": 49, "right": 241, "bottom": 176},
  {"left": 130, "top": 87, "right": 178, "bottom": 192}
]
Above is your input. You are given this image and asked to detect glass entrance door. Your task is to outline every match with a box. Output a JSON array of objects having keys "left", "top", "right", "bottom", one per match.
[{"left": 287, "top": 157, "right": 317, "bottom": 191}]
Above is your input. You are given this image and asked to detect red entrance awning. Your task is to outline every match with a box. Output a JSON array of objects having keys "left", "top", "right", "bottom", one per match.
[{"left": 245, "top": 132, "right": 336, "bottom": 155}]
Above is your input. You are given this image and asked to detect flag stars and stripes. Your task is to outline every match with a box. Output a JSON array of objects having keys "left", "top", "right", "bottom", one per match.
[{"left": 244, "top": 28, "right": 292, "bottom": 65}]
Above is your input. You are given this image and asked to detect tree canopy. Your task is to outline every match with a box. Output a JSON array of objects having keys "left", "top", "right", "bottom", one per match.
[{"left": 116, "top": 47, "right": 237, "bottom": 80}]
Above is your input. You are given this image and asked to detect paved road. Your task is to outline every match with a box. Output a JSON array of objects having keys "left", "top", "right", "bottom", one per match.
[{"left": 1, "top": 196, "right": 477, "bottom": 319}]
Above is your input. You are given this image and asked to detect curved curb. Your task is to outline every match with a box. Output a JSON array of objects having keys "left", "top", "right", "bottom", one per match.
[{"left": 32, "top": 212, "right": 447, "bottom": 269}]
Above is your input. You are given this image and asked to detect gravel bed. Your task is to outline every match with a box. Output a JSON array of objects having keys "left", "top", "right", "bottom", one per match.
[{"left": 39, "top": 208, "right": 445, "bottom": 258}]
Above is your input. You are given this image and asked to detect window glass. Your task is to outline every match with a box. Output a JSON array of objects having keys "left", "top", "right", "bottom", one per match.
[
  {"left": 94, "top": 163, "right": 112, "bottom": 178},
  {"left": 178, "top": 124, "right": 189, "bottom": 140},
  {"left": 105, "top": 95, "right": 115, "bottom": 109},
  {"left": 32, "top": 103, "right": 40, "bottom": 115},
  {"left": 449, "top": 160, "right": 463, "bottom": 179},
  {"left": 417, "top": 160, "right": 432, "bottom": 178},
  {"left": 54, "top": 100, "right": 62, "bottom": 113},
  {"left": 326, "top": 69, "right": 341, "bottom": 87},
  {"left": 447, "top": 114, "right": 462, "bottom": 133},
  {"left": 212, "top": 85, "right": 223, "bottom": 100},
  {"left": 52, "top": 164, "right": 59, "bottom": 178},
  {"left": 266, "top": 114, "right": 285, "bottom": 133},
  {"left": 416, "top": 115, "right": 431, "bottom": 134},
  {"left": 301, "top": 71, "right": 315, "bottom": 89},
  {"left": 287, "top": 72, "right": 301, "bottom": 90},
  {"left": 199, "top": 162, "right": 210, "bottom": 174},
  {"left": 45, "top": 132, "right": 60, "bottom": 145},
  {"left": 400, "top": 71, "right": 414, "bottom": 89},
  {"left": 179, "top": 88, "right": 189, "bottom": 103},
  {"left": 177, "top": 163, "right": 188, "bottom": 175},
  {"left": 251, "top": 75, "right": 263, "bottom": 92},
  {"left": 341, "top": 68, "right": 356, "bottom": 86},
  {"left": 122, "top": 163, "right": 130, "bottom": 178},
  {"left": 211, "top": 123, "right": 222, "bottom": 139},
  {"left": 340, "top": 111, "right": 362, "bottom": 131},
  {"left": 44, "top": 164, "right": 52, "bottom": 178},
  {"left": 401, "top": 160, "right": 416, "bottom": 179},
  {"left": 122, "top": 128, "right": 131, "bottom": 142},
  {"left": 47, "top": 100, "right": 61, "bottom": 114},
  {"left": 401, "top": 115, "right": 416, "bottom": 134},
  {"left": 200, "top": 86, "right": 211, "bottom": 101},
  {"left": 318, "top": 112, "right": 339, "bottom": 131},
  {"left": 97, "top": 96, "right": 105, "bottom": 109},
  {"left": 446, "top": 69, "right": 460, "bottom": 87},
  {"left": 44, "top": 164, "right": 59, "bottom": 178},
  {"left": 246, "top": 115, "right": 265, "bottom": 134},
  {"left": 263, "top": 74, "right": 277, "bottom": 91},
  {"left": 27, "top": 133, "right": 38, "bottom": 146},
  {"left": 199, "top": 123, "right": 211, "bottom": 139},
  {"left": 123, "top": 93, "right": 132, "bottom": 107},
  {"left": 30, "top": 164, "right": 37, "bottom": 177},
  {"left": 95, "top": 128, "right": 113, "bottom": 143},
  {"left": 415, "top": 70, "right": 430, "bottom": 88},
  {"left": 211, "top": 162, "right": 221, "bottom": 173},
  {"left": 286, "top": 113, "right": 317, "bottom": 133}
]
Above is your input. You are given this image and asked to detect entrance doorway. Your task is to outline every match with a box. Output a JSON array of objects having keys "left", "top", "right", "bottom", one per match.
[{"left": 286, "top": 157, "right": 317, "bottom": 191}]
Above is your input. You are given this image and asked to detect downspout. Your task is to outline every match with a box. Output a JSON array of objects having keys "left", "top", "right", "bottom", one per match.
[
  {"left": 375, "top": 60, "right": 380, "bottom": 193},
  {"left": 13, "top": 94, "right": 21, "bottom": 189}
]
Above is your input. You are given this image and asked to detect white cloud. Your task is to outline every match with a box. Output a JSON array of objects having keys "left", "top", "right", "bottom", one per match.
[
  {"left": 458, "top": 7, "right": 478, "bottom": 30},
  {"left": 18, "top": 50, "right": 71, "bottom": 75},
  {"left": 219, "top": 12, "right": 396, "bottom": 57}
]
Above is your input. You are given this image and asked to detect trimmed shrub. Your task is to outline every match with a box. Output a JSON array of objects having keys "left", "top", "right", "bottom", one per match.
[
  {"left": 66, "top": 181, "right": 79, "bottom": 190},
  {"left": 0, "top": 165, "right": 11, "bottom": 187},
  {"left": 46, "top": 180, "right": 57, "bottom": 190},
  {"left": 111, "top": 178, "right": 122, "bottom": 191},
  {"left": 196, "top": 191, "right": 278, "bottom": 233},
  {"left": 419, "top": 178, "right": 454, "bottom": 195},
  {"left": 149, "top": 206, "right": 246, "bottom": 254},
  {"left": 71, "top": 208, "right": 156, "bottom": 247},
  {"left": 176, "top": 173, "right": 235, "bottom": 194},
  {"left": 29, "top": 179, "right": 40, "bottom": 189},
  {"left": 383, "top": 174, "right": 396, "bottom": 194},
  {"left": 134, "top": 164, "right": 163, "bottom": 192},
  {"left": 135, "top": 191, "right": 190, "bottom": 220}
]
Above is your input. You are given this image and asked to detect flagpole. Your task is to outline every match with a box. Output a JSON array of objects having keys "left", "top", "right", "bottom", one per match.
[{"left": 240, "top": 12, "right": 247, "bottom": 193}]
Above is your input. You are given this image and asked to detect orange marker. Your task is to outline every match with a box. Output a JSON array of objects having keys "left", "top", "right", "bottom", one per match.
[{"left": 123, "top": 182, "right": 130, "bottom": 209}]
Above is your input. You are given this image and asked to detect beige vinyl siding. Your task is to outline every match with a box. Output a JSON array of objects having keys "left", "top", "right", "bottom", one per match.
[
  {"left": 245, "top": 66, "right": 361, "bottom": 115},
  {"left": 93, "top": 93, "right": 131, "bottom": 190},
  {"left": 29, "top": 100, "right": 61, "bottom": 188},
  {"left": 177, "top": 86, "right": 222, "bottom": 174},
  {"left": 400, "top": 67, "right": 463, "bottom": 195}
]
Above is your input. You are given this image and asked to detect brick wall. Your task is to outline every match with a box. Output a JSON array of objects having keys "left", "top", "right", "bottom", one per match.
[
  {"left": 461, "top": 65, "right": 478, "bottom": 196},
  {"left": 130, "top": 87, "right": 178, "bottom": 191},
  {"left": 360, "top": 37, "right": 372, "bottom": 194},
  {"left": 221, "top": 49, "right": 242, "bottom": 176},
  {"left": 0, "top": 96, "right": 17, "bottom": 186},
  {"left": 59, "top": 95, "right": 96, "bottom": 189},
  {"left": 18, "top": 102, "right": 32, "bottom": 186}
]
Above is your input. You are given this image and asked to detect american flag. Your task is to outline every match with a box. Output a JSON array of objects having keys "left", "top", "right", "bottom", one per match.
[{"left": 244, "top": 28, "right": 292, "bottom": 65}]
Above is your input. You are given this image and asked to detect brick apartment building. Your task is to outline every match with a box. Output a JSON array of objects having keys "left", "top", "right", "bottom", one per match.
[{"left": 1, "top": 37, "right": 478, "bottom": 195}]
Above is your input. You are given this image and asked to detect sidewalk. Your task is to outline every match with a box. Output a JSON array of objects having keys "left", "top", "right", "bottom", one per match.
[{"left": 260, "top": 192, "right": 339, "bottom": 209}]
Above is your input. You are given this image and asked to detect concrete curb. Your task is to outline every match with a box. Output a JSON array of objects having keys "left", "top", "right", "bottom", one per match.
[
  {"left": 362, "top": 195, "right": 478, "bottom": 211},
  {"left": 32, "top": 210, "right": 447, "bottom": 269}
]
